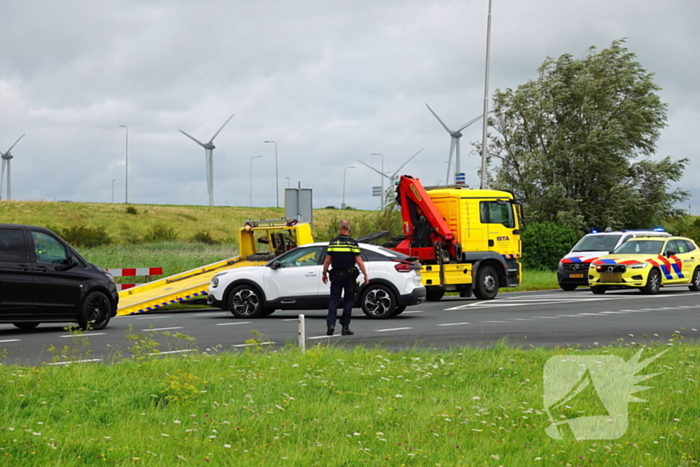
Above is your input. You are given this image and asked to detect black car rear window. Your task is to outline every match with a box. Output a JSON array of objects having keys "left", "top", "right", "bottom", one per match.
[{"left": 0, "top": 229, "right": 28, "bottom": 262}]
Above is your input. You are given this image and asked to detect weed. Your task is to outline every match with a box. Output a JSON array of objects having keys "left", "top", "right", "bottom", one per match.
[
  {"left": 142, "top": 223, "right": 179, "bottom": 242},
  {"left": 159, "top": 370, "right": 207, "bottom": 406},
  {"left": 125, "top": 325, "right": 161, "bottom": 360}
]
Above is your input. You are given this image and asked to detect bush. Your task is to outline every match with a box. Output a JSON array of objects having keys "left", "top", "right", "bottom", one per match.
[
  {"left": 316, "top": 210, "right": 402, "bottom": 243},
  {"left": 126, "top": 206, "right": 138, "bottom": 215},
  {"left": 55, "top": 225, "right": 113, "bottom": 248},
  {"left": 142, "top": 223, "right": 179, "bottom": 243},
  {"left": 190, "top": 230, "right": 219, "bottom": 245},
  {"left": 521, "top": 222, "right": 581, "bottom": 271}
]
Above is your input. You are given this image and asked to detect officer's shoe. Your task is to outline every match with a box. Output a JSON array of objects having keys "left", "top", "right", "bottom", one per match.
[
  {"left": 326, "top": 326, "right": 335, "bottom": 336},
  {"left": 341, "top": 327, "right": 354, "bottom": 336}
]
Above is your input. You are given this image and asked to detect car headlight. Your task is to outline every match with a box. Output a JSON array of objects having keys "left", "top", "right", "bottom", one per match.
[
  {"left": 211, "top": 277, "right": 220, "bottom": 288},
  {"left": 628, "top": 263, "right": 649, "bottom": 269}
]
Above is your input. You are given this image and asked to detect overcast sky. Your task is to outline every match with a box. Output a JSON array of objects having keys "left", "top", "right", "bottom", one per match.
[{"left": 1, "top": 0, "right": 698, "bottom": 214}]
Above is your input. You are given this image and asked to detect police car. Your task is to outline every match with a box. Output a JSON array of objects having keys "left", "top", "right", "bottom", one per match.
[
  {"left": 557, "top": 229, "right": 670, "bottom": 290},
  {"left": 587, "top": 236, "right": 700, "bottom": 294},
  {"left": 207, "top": 242, "right": 426, "bottom": 319}
]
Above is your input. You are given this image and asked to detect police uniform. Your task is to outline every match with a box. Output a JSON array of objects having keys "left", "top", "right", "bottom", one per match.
[{"left": 325, "top": 233, "right": 361, "bottom": 332}]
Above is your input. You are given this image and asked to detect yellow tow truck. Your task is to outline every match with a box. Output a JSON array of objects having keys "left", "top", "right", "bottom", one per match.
[{"left": 116, "top": 219, "right": 314, "bottom": 315}]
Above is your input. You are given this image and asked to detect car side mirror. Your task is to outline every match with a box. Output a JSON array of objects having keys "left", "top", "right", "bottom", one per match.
[
  {"left": 55, "top": 256, "right": 79, "bottom": 271},
  {"left": 270, "top": 260, "right": 282, "bottom": 270},
  {"left": 666, "top": 250, "right": 677, "bottom": 257}
]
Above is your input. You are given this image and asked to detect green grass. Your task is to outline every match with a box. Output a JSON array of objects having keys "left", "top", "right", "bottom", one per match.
[{"left": 0, "top": 335, "right": 697, "bottom": 466}]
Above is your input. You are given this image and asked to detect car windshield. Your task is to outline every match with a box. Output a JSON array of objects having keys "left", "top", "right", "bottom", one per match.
[
  {"left": 571, "top": 234, "right": 621, "bottom": 252},
  {"left": 613, "top": 240, "right": 663, "bottom": 255}
]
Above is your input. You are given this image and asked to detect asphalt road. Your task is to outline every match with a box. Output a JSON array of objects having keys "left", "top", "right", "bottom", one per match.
[{"left": 2, "top": 287, "right": 699, "bottom": 366}]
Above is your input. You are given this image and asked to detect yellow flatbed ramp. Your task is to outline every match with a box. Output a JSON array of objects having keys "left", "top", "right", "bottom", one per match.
[{"left": 117, "top": 256, "right": 268, "bottom": 316}]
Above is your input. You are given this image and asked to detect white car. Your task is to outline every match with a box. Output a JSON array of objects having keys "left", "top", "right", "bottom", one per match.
[{"left": 207, "top": 242, "right": 426, "bottom": 319}]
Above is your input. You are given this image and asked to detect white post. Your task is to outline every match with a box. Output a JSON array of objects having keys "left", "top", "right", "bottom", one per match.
[{"left": 298, "top": 314, "right": 306, "bottom": 353}]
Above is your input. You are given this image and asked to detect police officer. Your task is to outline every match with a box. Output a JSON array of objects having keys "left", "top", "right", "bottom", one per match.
[{"left": 321, "top": 219, "right": 369, "bottom": 336}]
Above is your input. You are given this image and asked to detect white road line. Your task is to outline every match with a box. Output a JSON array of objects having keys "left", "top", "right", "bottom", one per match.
[
  {"left": 437, "top": 322, "right": 470, "bottom": 327},
  {"left": 0, "top": 339, "right": 20, "bottom": 343},
  {"left": 376, "top": 327, "right": 412, "bottom": 332},
  {"left": 60, "top": 333, "right": 106, "bottom": 338},
  {"left": 195, "top": 312, "right": 229, "bottom": 317},
  {"left": 482, "top": 320, "right": 507, "bottom": 323},
  {"left": 48, "top": 358, "right": 103, "bottom": 365},
  {"left": 512, "top": 318, "right": 533, "bottom": 321},
  {"left": 556, "top": 315, "right": 579, "bottom": 317},
  {"left": 231, "top": 341, "right": 275, "bottom": 347},
  {"left": 307, "top": 335, "right": 341, "bottom": 340},
  {"left": 577, "top": 313, "right": 604, "bottom": 316},
  {"left": 401, "top": 310, "right": 424, "bottom": 314},
  {"left": 135, "top": 316, "right": 172, "bottom": 319},
  {"left": 142, "top": 327, "right": 183, "bottom": 332},
  {"left": 445, "top": 298, "right": 613, "bottom": 310},
  {"left": 627, "top": 310, "right": 651, "bottom": 313},
  {"left": 600, "top": 311, "right": 629, "bottom": 314},
  {"left": 531, "top": 316, "right": 560, "bottom": 319},
  {"left": 150, "top": 349, "right": 196, "bottom": 355},
  {"left": 282, "top": 319, "right": 298, "bottom": 322},
  {"left": 216, "top": 322, "right": 252, "bottom": 326}
]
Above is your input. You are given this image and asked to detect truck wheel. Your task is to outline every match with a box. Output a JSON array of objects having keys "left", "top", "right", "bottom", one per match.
[
  {"left": 559, "top": 283, "right": 577, "bottom": 291},
  {"left": 590, "top": 285, "right": 606, "bottom": 294},
  {"left": 227, "top": 284, "right": 267, "bottom": 318},
  {"left": 78, "top": 291, "right": 112, "bottom": 330},
  {"left": 473, "top": 266, "right": 499, "bottom": 300},
  {"left": 641, "top": 269, "right": 661, "bottom": 295},
  {"left": 425, "top": 288, "right": 445, "bottom": 301},
  {"left": 13, "top": 322, "right": 39, "bottom": 330},
  {"left": 689, "top": 268, "right": 700, "bottom": 291},
  {"left": 360, "top": 284, "right": 396, "bottom": 319}
]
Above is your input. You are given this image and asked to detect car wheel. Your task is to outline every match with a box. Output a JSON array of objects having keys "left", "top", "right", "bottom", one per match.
[
  {"left": 227, "top": 284, "right": 266, "bottom": 318},
  {"left": 78, "top": 291, "right": 112, "bottom": 330},
  {"left": 425, "top": 288, "right": 445, "bottom": 301},
  {"left": 13, "top": 322, "right": 39, "bottom": 330},
  {"left": 559, "top": 283, "right": 577, "bottom": 291},
  {"left": 473, "top": 265, "right": 499, "bottom": 300},
  {"left": 641, "top": 269, "right": 661, "bottom": 295},
  {"left": 392, "top": 305, "right": 407, "bottom": 316},
  {"left": 590, "top": 285, "right": 606, "bottom": 294},
  {"left": 689, "top": 268, "right": 700, "bottom": 291},
  {"left": 360, "top": 284, "right": 396, "bottom": 319}
]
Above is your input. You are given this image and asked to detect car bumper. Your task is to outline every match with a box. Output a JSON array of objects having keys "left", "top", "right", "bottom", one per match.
[
  {"left": 588, "top": 271, "right": 648, "bottom": 288},
  {"left": 557, "top": 266, "right": 590, "bottom": 286},
  {"left": 397, "top": 286, "right": 426, "bottom": 306}
]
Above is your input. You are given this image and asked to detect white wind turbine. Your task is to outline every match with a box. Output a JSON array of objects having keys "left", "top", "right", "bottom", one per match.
[
  {"left": 425, "top": 103, "right": 483, "bottom": 185},
  {"left": 180, "top": 113, "right": 235, "bottom": 206},
  {"left": 0, "top": 134, "right": 25, "bottom": 201},
  {"left": 358, "top": 148, "right": 424, "bottom": 204}
]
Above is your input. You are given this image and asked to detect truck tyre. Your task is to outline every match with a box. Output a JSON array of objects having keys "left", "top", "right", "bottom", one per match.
[
  {"left": 641, "top": 269, "right": 661, "bottom": 295},
  {"left": 473, "top": 266, "right": 499, "bottom": 300},
  {"left": 559, "top": 283, "right": 577, "bottom": 291},
  {"left": 689, "top": 268, "right": 700, "bottom": 291},
  {"left": 590, "top": 285, "right": 606, "bottom": 294},
  {"left": 360, "top": 284, "right": 396, "bottom": 319},
  {"left": 77, "top": 291, "right": 112, "bottom": 330},
  {"left": 425, "top": 288, "right": 445, "bottom": 301},
  {"left": 227, "top": 284, "right": 268, "bottom": 318},
  {"left": 13, "top": 322, "right": 39, "bottom": 330}
]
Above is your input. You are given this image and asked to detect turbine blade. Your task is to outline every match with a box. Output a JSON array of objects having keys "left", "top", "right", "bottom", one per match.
[
  {"left": 425, "top": 103, "right": 452, "bottom": 133},
  {"left": 456, "top": 114, "right": 484, "bottom": 132},
  {"left": 209, "top": 113, "right": 235, "bottom": 143},
  {"left": 392, "top": 148, "right": 424, "bottom": 178},
  {"left": 358, "top": 159, "right": 391, "bottom": 179},
  {"left": 446, "top": 138, "right": 456, "bottom": 183},
  {"left": 179, "top": 130, "right": 206, "bottom": 147},
  {"left": 5, "top": 134, "right": 25, "bottom": 154}
]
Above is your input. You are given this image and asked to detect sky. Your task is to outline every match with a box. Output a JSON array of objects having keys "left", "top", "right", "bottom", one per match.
[{"left": 1, "top": 0, "right": 698, "bottom": 214}]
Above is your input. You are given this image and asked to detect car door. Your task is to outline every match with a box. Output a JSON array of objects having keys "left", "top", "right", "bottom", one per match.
[
  {"left": 0, "top": 227, "right": 34, "bottom": 318},
  {"left": 661, "top": 240, "right": 685, "bottom": 284},
  {"left": 263, "top": 245, "right": 325, "bottom": 307},
  {"left": 29, "top": 230, "right": 85, "bottom": 318},
  {"left": 675, "top": 239, "right": 698, "bottom": 283}
]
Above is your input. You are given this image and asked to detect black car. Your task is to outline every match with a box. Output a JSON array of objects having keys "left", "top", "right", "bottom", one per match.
[{"left": 0, "top": 224, "right": 118, "bottom": 330}]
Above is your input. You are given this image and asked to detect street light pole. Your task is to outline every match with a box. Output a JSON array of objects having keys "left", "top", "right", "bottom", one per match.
[
  {"left": 342, "top": 166, "right": 354, "bottom": 210},
  {"left": 119, "top": 125, "right": 129, "bottom": 203},
  {"left": 480, "top": 0, "right": 493, "bottom": 189},
  {"left": 111, "top": 179, "right": 116, "bottom": 203},
  {"left": 250, "top": 156, "right": 262, "bottom": 207},
  {"left": 263, "top": 140, "right": 279, "bottom": 208},
  {"left": 371, "top": 152, "right": 384, "bottom": 210}
]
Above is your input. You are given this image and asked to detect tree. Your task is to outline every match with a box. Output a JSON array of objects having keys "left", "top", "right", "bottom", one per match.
[{"left": 486, "top": 39, "right": 688, "bottom": 230}]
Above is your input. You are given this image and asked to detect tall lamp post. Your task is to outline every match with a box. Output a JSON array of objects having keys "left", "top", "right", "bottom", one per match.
[
  {"left": 342, "top": 166, "right": 354, "bottom": 209},
  {"left": 250, "top": 156, "right": 262, "bottom": 207},
  {"left": 111, "top": 179, "right": 116, "bottom": 203},
  {"left": 370, "top": 152, "right": 384, "bottom": 210},
  {"left": 479, "top": 0, "right": 493, "bottom": 189},
  {"left": 263, "top": 140, "right": 279, "bottom": 208},
  {"left": 119, "top": 125, "right": 129, "bottom": 203}
]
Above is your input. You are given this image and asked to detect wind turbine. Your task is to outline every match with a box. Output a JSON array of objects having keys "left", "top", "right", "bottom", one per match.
[
  {"left": 0, "top": 134, "right": 25, "bottom": 201},
  {"left": 425, "top": 103, "right": 483, "bottom": 185},
  {"left": 179, "top": 113, "right": 235, "bottom": 206},
  {"left": 358, "top": 148, "right": 424, "bottom": 203}
]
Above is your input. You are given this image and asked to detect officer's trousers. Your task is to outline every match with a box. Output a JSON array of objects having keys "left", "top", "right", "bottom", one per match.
[{"left": 326, "top": 271, "right": 355, "bottom": 328}]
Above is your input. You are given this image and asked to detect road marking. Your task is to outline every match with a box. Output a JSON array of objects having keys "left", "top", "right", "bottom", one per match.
[
  {"left": 556, "top": 315, "right": 579, "bottom": 317},
  {"left": 48, "top": 358, "right": 103, "bottom": 365},
  {"left": 216, "top": 322, "right": 252, "bottom": 326},
  {"left": 150, "top": 349, "right": 196, "bottom": 355},
  {"left": 577, "top": 313, "right": 604, "bottom": 316},
  {"left": 0, "top": 339, "right": 20, "bottom": 343},
  {"left": 308, "top": 335, "right": 341, "bottom": 340},
  {"left": 376, "top": 327, "right": 412, "bottom": 332},
  {"left": 142, "top": 327, "right": 183, "bottom": 332},
  {"left": 282, "top": 318, "right": 298, "bottom": 322},
  {"left": 482, "top": 320, "right": 506, "bottom": 323},
  {"left": 231, "top": 342, "right": 275, "bottom": 347},
  {"left": 135, "top": 315, "right": 172, "bottom": 319},
  {"left": 531, "top": 316, "right": 559, "bottom": 319},
  {"left": 627, "top": 310, "right": 651, "bottom": 313},
  {"left": 401, "top": 310, "right": 424, "bottom": 314},
  {"left": 445, "top": 298, "right": 613, "bottom": 310},
  {"left": 60, "top": 333, "right": 106, "bottom": 338},
  {"left": 600, "top": 311, "right": 629, "bottom": 314},
  {"left": 195, "top": 312, "right": 229, "bottom": 317},
  {"left": 437, "top": 322, "right": 470, "bottom": 326},
  {"left": 512, "top": 318, "right": 533, "bottom": 321}
]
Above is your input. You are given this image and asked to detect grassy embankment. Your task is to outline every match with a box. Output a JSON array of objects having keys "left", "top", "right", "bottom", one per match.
[
  {"left": 0, "top": 200, "right": 560, "bottom": 290},
  {"left": 0, "top": 337, "right": 697, "bottom": 466}
]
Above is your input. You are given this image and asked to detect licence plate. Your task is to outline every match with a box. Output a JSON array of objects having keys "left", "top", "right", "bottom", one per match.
[
  {"left": 601, "top": 272, "right": 622, "bottom": 282},
  {"left": 569, "top": 274, "right": 584, "bottom": 279}
]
